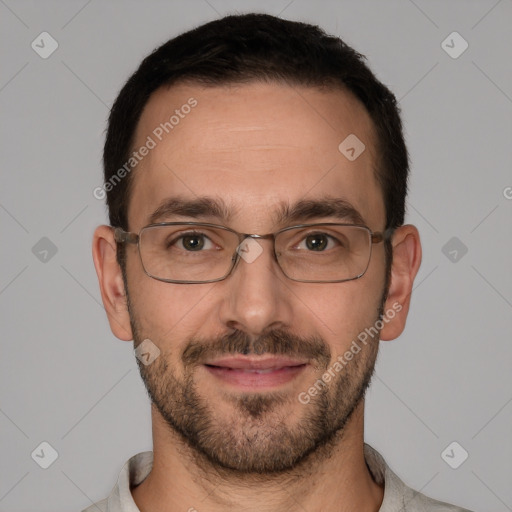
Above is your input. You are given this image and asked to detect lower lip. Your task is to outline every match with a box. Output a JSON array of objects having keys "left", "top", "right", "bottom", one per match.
[{"left": 204, "top": 364, "right": 307, "bottom": 389}]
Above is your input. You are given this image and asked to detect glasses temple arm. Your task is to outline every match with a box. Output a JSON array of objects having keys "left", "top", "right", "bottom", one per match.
[
  {"left": 371, "top": 227, "right": 396, "bottom": 244},
  {"left": 113, "top": 227, "right": 139, "bottom": 245}
]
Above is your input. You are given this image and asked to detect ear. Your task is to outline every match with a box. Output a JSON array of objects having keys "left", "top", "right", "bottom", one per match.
[
  {"left": 92, "top": 225, "right": 133, "bottom": 341},
  {"left": 380, "top": 224, "right": 422, "bottom": 341}
]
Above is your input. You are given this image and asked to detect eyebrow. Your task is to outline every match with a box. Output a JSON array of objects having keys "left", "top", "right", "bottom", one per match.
[
  {"left": 147, "top": 196, "right": 366, "bottom": 227},
  {"left": 273, "top": 197, "right": 365, "bottom": 226},
  {"left": 148, "top": 197, "right": 234, "bottom": 225}
]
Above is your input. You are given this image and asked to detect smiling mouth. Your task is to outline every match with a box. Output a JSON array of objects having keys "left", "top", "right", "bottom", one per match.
[{"left": 203, "top": 356, "right": 308, "bottom": 389}]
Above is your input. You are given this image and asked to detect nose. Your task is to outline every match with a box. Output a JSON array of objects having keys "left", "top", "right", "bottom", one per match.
[{"left": 217, "top": 237, "right": 294, "bottom": 337}]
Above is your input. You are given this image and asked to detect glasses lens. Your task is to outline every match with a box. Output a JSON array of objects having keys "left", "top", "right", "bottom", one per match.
[
  {"left": 139, "top": 224, "right": 238, "bottom": 282},
  {"left": 275, "top": 225, "right": 372, "bottom": 282}
]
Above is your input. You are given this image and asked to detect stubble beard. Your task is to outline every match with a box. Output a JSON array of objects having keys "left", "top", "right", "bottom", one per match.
[{"left": 129, "top": 309, "right": 381, "bottom": 475}]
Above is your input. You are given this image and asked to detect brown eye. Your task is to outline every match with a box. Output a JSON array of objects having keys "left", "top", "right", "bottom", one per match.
[
  {"left": 166, "top": 232, "right": 214, "bottom": 251},
  {"left": 181, "top": 235, "right": 205, "bottom": 251},
  {"left": 305, "top": 234, "right": 329, "bottom": 251}
]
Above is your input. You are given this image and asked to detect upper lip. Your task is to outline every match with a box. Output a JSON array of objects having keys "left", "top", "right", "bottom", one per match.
[{"left": 204, "top": 356, "right": 308, "bottom": 370}]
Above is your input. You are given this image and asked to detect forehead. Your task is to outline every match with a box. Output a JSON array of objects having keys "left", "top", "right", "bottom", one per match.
[{"left": 127, "top": 81, "right": 384, "bottom": 231}]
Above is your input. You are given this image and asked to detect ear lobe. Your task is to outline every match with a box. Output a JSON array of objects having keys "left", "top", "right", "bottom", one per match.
[
  {"left": 380, "top": 224, "right": 422, "bottom": 341},
  {"left": 92, "top": 225, "right": 133, "bottom": 341}
]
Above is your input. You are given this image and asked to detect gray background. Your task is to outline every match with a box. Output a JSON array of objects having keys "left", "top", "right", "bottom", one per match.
[{"left": 1, "top": 0, "right": 511, "bottom": 510}]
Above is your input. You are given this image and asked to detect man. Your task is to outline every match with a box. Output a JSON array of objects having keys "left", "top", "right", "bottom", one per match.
[{"left": 88, "top": 13, "right": 473, "bottom": 512}]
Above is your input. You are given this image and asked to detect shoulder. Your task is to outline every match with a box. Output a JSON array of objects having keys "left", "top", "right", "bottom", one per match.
[
  {"left": 79, "top": 451, "right": 153, "bottom": 512},
  {"left": 81, "top": 497, "right": 108, "bottom": 512},
  {"left": 363, "top": 444, "right": 475, "bottom": 512},
  {"left": 402, "top": 490, "right": 475, "bottom": 511}
]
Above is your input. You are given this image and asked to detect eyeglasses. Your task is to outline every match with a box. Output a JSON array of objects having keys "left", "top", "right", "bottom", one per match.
[{"left": 113, "top": 222, "right": 390, "bottom": 284}]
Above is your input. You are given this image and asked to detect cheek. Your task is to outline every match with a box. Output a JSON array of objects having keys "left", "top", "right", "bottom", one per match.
[
  {"left": 298, "top": 278, "right": 384, "bottom": 353},
  {"left": 126, "top": 257, "right": 218, "bottom": 339}
]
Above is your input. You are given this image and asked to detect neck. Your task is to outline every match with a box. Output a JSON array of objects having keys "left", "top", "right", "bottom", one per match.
[{"left": 131, "top": 401, "right": 384, "bottom": 512}]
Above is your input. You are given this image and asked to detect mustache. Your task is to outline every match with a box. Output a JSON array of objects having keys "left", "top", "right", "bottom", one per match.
[{"left": 181, "top": 328, "right": 331, "bottom": 369}]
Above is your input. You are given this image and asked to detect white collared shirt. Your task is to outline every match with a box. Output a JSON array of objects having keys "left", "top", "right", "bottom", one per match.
[{"left": 81, "top": 444, "right": 473, "bottom": 511}]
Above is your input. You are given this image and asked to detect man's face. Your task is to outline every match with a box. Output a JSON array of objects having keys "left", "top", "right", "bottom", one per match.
[{"left": 123, "top": 82, "right": 387, "bottom": 473}]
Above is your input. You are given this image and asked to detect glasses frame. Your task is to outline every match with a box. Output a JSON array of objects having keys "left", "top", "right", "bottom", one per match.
[{"left": 113, "top": 221, "right": 391, "bottom": 284}]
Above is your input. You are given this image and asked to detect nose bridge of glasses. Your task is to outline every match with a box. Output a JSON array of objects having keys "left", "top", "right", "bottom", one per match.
[
  {"left": 240, "top": 232, "right": 275, "bottom": 240},
  {"left": 235, "top": 232, "right": 279, "bottom": 261}
]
